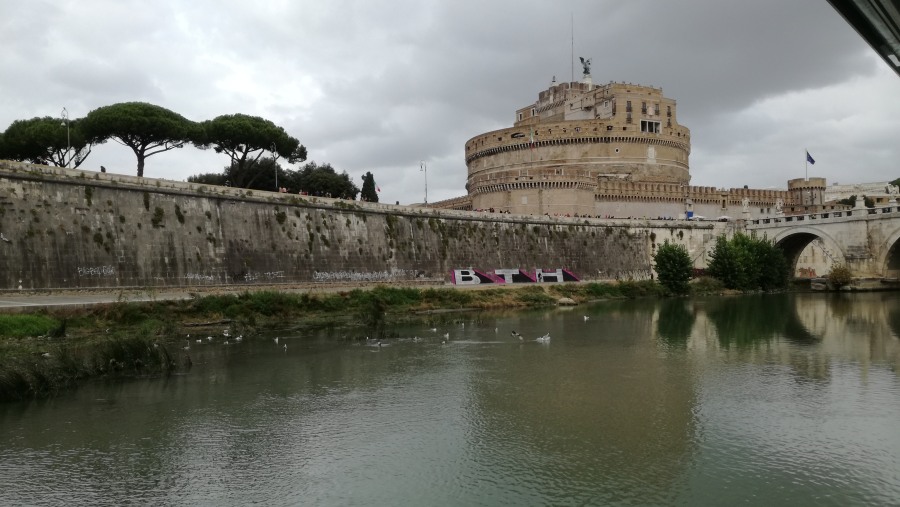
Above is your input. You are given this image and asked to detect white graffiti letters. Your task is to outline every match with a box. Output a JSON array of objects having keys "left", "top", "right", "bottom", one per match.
[{"left": 77, "top": 265, "right": 116, "bottom": 277}]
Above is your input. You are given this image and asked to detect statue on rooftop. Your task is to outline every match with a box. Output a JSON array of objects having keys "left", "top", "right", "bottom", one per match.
[{"left": 579, "top": 57, "right": 591, "bottom": 77}]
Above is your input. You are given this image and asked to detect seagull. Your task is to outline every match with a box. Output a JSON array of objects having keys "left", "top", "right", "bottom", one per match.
[
  {"left": 235, "top": 335, "right": 243, "bottom": 343},
  {"left": 584, "top": 316, "right": 590, "bottom": 321},
  {"left": 511, "top": 330, "right": 523, "bottom": 341},
  {"left": 183, "top": 341, "right": 190, "bottom": 351},
  {"left": 283, "top": 343, "right": 287, "bottom": 352},
  {"left": 196, "top": 338, "right": 202, "bottom": 343},
  {"left": 274, "top": 337, "right": 279, "bottom": 344},
  {"left": 41, "top": 352, "right": 50, "bottom": 358},
  {"left": 429, "top": 328, "right": 437, "bottom": 332},
  {"left": 536, "top": 333, "right": 551, "bottom": 343},
  {"left": 206, "top": 336, "right": 213, "bottom": 342},
  {"left": 223, "top": 329, "right": 230, "bottom": 337},
  {"left": 443, "top": 332, "right": 450, "bottom": 339}
]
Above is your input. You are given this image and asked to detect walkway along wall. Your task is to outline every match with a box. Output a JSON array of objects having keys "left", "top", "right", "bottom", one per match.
[{"left": 0, "top": 161, "right": 726, "bottom": 290}]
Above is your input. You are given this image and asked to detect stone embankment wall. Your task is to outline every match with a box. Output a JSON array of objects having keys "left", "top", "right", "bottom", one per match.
[{"left": 0, "top": 161, "right": 727, "bottom": 290}]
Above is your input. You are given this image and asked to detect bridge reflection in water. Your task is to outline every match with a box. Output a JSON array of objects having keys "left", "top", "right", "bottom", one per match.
[{"left": 0, "top": 293, "right": 898, "bottom": 506}]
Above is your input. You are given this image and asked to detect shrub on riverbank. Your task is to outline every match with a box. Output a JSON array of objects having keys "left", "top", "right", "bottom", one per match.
[
  {"left": 0, "top": 314, "right": 62, "bottom": 338},
  {"left": 0, "top": 281, "right": 674, "bottom": 401},
  {"left": 0, "top": 335, "right": 178, "bottom": 402}
]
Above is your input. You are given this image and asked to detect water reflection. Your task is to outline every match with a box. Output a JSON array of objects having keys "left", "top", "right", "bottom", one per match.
[
  {"left": 703, "top": 294, "right": 819, "bottom": 348},
  {"left": 656, "top": 298, "right": 696, "bottom": 346},
  {"left": 1, "top": 294, "right": 899, "bottom": 506}
]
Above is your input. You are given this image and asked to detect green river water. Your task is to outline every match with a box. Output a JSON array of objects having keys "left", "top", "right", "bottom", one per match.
[{"left": 1, "top": 292, "right": 899, "bottom": 506}]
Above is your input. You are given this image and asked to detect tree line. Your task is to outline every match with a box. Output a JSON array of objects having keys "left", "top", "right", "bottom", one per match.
[{"left": 0, "top": 102, "right": 378, "bottom": 201}]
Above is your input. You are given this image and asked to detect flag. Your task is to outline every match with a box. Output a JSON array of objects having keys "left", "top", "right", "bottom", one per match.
[
  {"left": 376, "top": 186, "right": 381, "bottom": 193},
  {"left": 806, "top": 151, "right": 815, "bottom": 165}
]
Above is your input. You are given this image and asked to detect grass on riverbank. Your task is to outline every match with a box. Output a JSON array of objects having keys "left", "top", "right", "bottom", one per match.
[{"left": 0, "top": 279, "right": 715, "bottom": 402}]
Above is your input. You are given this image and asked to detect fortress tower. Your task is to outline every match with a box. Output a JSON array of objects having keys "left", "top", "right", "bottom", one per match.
[
  {"left": 430, "top": 73, "right": 840, "bottom": 222},
  {"left": 463, "top": 75, "right": 691, "bottom": 215}
]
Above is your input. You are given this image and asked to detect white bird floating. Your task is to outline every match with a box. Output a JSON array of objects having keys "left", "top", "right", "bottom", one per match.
[
  {"left": 283, "top": 343, "right": 287, "bottom": 352},
  {"left": 235, "top": 335, "right": 243, "bottom": 342},
  {"left": 536, "top": 333, "right": 551, "bottom": 343},
  {"left": 584, "top": 315, "right": 590, "bottom": 321},
  {"left": 429, "top": 328, "right": 437, "bottom": 333},
  {"left": 274, "top": 337, "right": 279, "bottom": 345},
  {"left": 206, "top": 336, "right": 213, "bottom": 342},
  {"left": 443, "top": 332, "right": 450, "bottom": 339},
  {"left": 511, "top": 330, "right": 523, "bottom": 341}
]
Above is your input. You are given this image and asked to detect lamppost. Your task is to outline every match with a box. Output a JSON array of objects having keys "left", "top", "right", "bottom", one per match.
[
  {"left": 420, "top": 161, "right": 428, "bottom": 205},
  {"left": 271, "top": 143, "right": 278, "bottom": 191},
  {"left": 61, "top": 107, "right": 70, "bottom": 168}
]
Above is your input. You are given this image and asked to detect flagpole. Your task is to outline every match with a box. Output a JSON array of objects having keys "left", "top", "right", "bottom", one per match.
[{"left": 805, "top": 148, "right": 807, "bottom": 181}]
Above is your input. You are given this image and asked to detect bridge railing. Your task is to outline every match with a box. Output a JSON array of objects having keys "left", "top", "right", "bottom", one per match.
[{"left": 748, "top": 205, "right": 900, "bottom": 226}]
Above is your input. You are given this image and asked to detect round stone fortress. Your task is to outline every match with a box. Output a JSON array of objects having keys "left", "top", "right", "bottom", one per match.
[
  {"left": 432, "top": 72, "right": 850, "bottom": 221},
  {"left": 464, "top": 76, "right": 691, "bottom": 216}
]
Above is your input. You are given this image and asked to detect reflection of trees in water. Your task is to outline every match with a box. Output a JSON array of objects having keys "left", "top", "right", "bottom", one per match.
[
  {"left": 657, "top": 299, "right": 695, "bottom": 347},
  {"left": 825, "top": 293, "right": 856, "bottom": 319},
  {"left": 707, "top": 294, "right": 820, "bottom": 348}
]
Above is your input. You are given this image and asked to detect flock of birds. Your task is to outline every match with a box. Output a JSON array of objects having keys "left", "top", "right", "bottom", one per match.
[
  {"left": 166, "top": 314, "right": 595, "bottom": 356},
  {"left": 181, "top": 328, "right": 248, "bottom": 350},
  {"left": 359, "top": 314, "right": 594, "bottom": 349}
]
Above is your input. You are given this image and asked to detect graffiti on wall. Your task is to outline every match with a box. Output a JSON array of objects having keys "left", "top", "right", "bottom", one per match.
[
  {"left": 77, "top": 265, "right": 116, "bottom": 277},
  {"left": 451, "top": 268, "right": 580, "bottom": 285},
  {"left": 312, "top": 269, "right": 420, "bottom": 282}
]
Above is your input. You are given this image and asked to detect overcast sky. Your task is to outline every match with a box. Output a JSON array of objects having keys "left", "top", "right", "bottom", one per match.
[{"left": 2, "top": 0, "right": 899, "bottom": 205}]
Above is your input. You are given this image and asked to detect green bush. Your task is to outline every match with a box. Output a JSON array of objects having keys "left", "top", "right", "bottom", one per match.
[
  {"left": 707, "top": 233, "right": 789, "bottom": 291},
  {"left": 653, "top": 241, "right": 693, "bottom": 295},
  {"left": 827, "top": 264, "right": 853, "bottom": 289},
  {"left": 0, "top": 314, "right": 60, "bottom": 337}
]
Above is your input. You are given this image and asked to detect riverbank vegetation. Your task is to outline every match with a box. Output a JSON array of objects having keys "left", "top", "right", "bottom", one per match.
[{"left": 0, "top": 279, "right": 731, "bottom": 402}]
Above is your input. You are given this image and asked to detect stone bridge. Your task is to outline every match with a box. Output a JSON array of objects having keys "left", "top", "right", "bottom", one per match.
[{"left": 746, "top": 203, "right": 900, "bottom": 280}]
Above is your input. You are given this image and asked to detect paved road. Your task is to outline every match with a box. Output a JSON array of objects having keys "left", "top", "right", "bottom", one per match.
[
  {"left": 0, "top": 290, "right": 195, "bottom": 311},
  {"left": 0, "top": 280, "right": 455, "bottom": 312}
]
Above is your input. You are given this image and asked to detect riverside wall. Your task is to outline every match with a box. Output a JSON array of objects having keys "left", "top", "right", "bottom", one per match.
[{"left": 0, "top": 161, "right": 728, "bottom": 290}]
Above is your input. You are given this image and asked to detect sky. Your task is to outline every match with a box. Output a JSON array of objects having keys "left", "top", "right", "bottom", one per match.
[{"left": 2, "top": 0, "right": 899, "bottom": 205}]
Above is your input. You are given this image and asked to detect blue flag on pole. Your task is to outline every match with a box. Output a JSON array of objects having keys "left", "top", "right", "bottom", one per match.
[{"left": 806, "top": 151, "right": 815, "bottom": 165}]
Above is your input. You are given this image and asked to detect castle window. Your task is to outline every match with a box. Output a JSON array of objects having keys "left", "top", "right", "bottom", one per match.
[
  {"left": 517, "top": 113, "right": 523, "bottom": 121},
  {"left": 641, "top": 121, "right": 660, "bottom": 133},
  {"left": 667, "top": 106, "right": 672, "bottom": 117},
  {"left": 626, "top": 101, "right": 632, "bottom": 113},
  {"left": 531, "top": 108, "right": 536, "bottom": 117},
  {"left": 641, "top": 102, "right": 647, "bottom": 114}
]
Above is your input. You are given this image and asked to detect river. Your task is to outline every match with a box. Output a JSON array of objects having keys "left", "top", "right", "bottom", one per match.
[{"left": 1, "top": 292, "right": 899, "bottom": 506}]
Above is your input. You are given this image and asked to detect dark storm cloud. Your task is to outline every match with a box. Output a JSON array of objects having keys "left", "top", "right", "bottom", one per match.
[{"left": 1, "top": 0, "right": 898, "bottom": 204}]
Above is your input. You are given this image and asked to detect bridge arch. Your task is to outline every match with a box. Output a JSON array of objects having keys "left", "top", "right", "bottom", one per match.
[
  {"left": 877, "top": 226, "right": 900, "bottom": 278},
  {"left": 765, "top": 227, "right": 847, "bottom": 277}
]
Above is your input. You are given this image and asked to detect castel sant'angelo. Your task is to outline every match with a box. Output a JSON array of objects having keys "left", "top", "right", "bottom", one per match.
[{"left": 430, "top": 60, "right": 847, "bottom": 219}]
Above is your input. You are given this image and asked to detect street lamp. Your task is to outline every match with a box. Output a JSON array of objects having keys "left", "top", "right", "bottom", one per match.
[
  {"left": 271, "top": 143, "right": 278, "bottom": 191},
  {"left": 61, "top": 107, "right": 70, "bottom": 168},
  {"left": 420, "top": 161, "right": 428, "bottom": 205}
]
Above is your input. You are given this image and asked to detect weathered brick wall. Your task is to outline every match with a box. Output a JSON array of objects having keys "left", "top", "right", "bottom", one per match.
[{"left": 0, "top": 161, "right": 724, "bottom": 290}]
